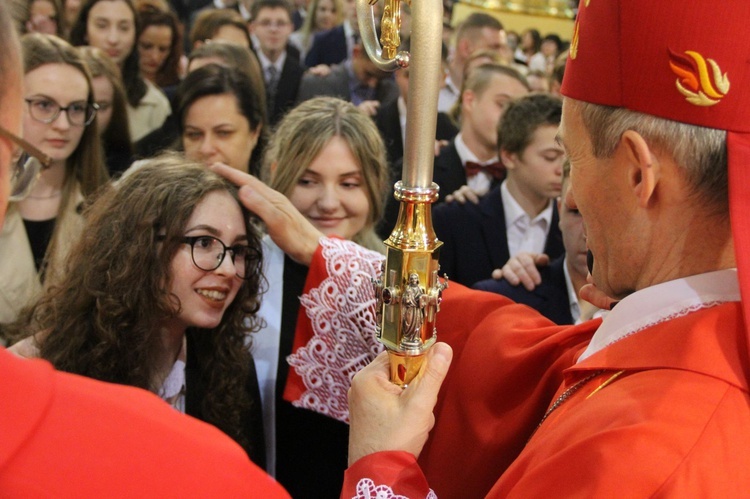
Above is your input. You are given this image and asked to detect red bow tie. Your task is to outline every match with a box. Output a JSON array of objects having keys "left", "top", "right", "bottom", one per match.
[{"left": 464, "top": 161, "right": 505, "bottom": 180}]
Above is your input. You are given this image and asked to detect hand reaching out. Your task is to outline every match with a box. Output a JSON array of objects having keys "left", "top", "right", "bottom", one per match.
[
  {"left": 306, "top": 64, "right": 331, "bottom": 77},
  {"left": 491, "top": 253, "right": 550, "bottom": 291},
  {"left": 579, "top": 274, "right": 618, "bottom": 311},
  {"left": 210, "top": 163, "right": 323, "bottom": 265},
  {"left": 434, "top": 139, "right": 449, "bottom": 156},
  {"left": 445, "top": 185, "right": 481, "bottom": 205},
  {"left": 357, "top": 100, "right": 381, "bottom": 117}
]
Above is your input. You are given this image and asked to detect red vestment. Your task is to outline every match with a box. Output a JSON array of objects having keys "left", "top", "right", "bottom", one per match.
[
  {"left": 0, "top": 348, "right": 290, "bottom": 497},
  {"left": 343, "top": 284, "right": 750, "bottom": 497}
]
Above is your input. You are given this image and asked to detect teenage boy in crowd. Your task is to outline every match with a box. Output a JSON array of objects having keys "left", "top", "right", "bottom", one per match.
[
  {"left": 433, "top": 64, "right": 529, "bottom": 203},
  {"left": 474, "top": 160, "right": 596, "bottom": 325}
]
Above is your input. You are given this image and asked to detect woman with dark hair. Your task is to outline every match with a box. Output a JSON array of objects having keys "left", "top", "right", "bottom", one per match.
[
  {"left": 515, "top": 28, "right": 543, "bottom": 67},
  {"left": 135, "top": 1, "right": 181, "bottom": 91},
  {"left": 186, "top": 42, "right": 266, "bottom": 115},
  {"left": 176, "top": 63, "right": 266, "bottom": 176},
  {"left": 135, "top": 43, "right": 267, "bottom": 160},
  {"left": 79, "top": 45, "right": 133, "bottom": 175},
  {"left": 69, "top": 0, "right": 170, "bottom": 141},
  {"left": 539, "top": 33, "right": 564, "bottom": 74},
  {"left": 9, "top": 156, "right": 267, "bottom": 466},
  {"left": 0, "top": 33, "right": 107, "bottom": 329}
]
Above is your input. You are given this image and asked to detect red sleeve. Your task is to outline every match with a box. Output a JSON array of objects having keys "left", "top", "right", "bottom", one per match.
[
  {"left": 283, "top": 242, "right": 328, "bottom": 403},
  {"left": 342, "top": 451, "right": 433, "bottom": 499},
  {"left": 418, "top": 283, "right": 600, "bottom": 498}
]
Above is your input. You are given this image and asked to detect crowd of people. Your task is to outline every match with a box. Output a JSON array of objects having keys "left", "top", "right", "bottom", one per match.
[{"left": 4, "top": 0, "right": 747, "bottom": 497}]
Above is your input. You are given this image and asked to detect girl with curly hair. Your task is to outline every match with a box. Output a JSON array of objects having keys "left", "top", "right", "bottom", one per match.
[{"left": 9, "top": 155, "right": 267, "bottom": 467}]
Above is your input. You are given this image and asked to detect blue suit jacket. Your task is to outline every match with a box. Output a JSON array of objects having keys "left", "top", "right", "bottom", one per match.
[
  {"left": 433, "top": 184, "right": 564, "bottom": 287},
  {"left": 473, "top": 255, "right": 574, "bottom": 325},
  {"left": 304, "top": 25, "right": 348, "bottom": 67}
]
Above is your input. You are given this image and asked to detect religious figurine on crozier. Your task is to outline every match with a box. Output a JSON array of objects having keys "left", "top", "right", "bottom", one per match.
[{"left": 401, "top": 272, "right": 427, "bottom": 346}]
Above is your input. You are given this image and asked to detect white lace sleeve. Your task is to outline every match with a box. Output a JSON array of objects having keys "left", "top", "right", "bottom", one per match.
[
  {"left": 286, "top": 238, "right": 385, "bottom": 423},
  {"left": 352, "top": 478, "right": 438, "bottom": 499}
]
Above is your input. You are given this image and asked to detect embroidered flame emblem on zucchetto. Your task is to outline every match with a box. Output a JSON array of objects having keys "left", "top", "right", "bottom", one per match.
[
  {"left": 570, "top": 22, "right": 580, "bottom": 59},
  {"left": 668, "top": 49, "right": 729, "bottom": 106},
  {"left": 569, "top": 0, "right": 589, "bottom": 60}
]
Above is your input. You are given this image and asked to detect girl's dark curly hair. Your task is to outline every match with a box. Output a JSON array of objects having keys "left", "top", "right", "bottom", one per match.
[{"left": 12, "top": 154, "right": 264, "bottom": 451}]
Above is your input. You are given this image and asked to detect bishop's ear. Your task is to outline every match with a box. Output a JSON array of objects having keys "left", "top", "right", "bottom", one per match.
[{"left": 620, "top": 130, "right": 659, "bottom": 208}]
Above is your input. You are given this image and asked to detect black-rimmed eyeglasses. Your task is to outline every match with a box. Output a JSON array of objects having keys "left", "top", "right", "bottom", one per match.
[
  {"left": 25, "top": 97, "right": 98, "bottom": 127},
  {"left": 180, "top": 235, "right": 257, "bottom": 279},
  {"left": 0, "top": 125, "right": 53, "bottom": 202}
]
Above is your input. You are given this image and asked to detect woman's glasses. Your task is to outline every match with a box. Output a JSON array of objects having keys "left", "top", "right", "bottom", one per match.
[
  {"left": 180, "top": 235, "right": 258, "bottom": 279},
  {"left": 0, "top": 125, "right": 52, "bottom": 202},
  {"left": 25, "top": 97, "right": 98, "bottom": 127}
]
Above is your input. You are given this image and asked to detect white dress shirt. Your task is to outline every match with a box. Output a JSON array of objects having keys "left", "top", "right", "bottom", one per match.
[
  {"left": 257, "top": 49, "right": 286, "bottom": 79},
  {"left": 437, "top": 74, "right": 459, "bottom": 113},
  {"left": 397, "top": 96, "right": 407, "bottom": 146},
  {"left": 500, "top": 180, "right": 554, "bottom": 258}
]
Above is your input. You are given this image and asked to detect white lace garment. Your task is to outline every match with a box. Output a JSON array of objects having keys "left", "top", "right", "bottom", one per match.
[{"left": 287, "top": 237, "right": 385, "bottom": 423}]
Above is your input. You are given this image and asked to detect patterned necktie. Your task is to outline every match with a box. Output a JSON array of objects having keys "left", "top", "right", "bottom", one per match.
[
  {"left": 266, "top": 65, "right": 279, "bottom": 116},
  {"left": 464, "top": 161, "right": 506, "bottom": 180}
]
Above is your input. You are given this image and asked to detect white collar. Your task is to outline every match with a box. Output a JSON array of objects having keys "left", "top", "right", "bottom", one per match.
[
  {"left": 578, "top": 268, "right": 740, "bottom": 362},
  {"left": 500, "top": 180, "right": 554, "bottom": 226},
  {"left": 257, "top": 49, "right": 286, "bottom": 71},
  {"left": 159, "top": 333, "right": 187, "bottom": 406},
  {"left": 238, "top": 1, "right": 251, "bottom": 20},
  {"left": 159, "top": 357, "right": 186, "bottom": 401},
  {"left": 343, "top": 20, "right": 354, "bottom": 39},
  {"left": 453, "top": 132, "right": 498, "bottom": 166}
]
